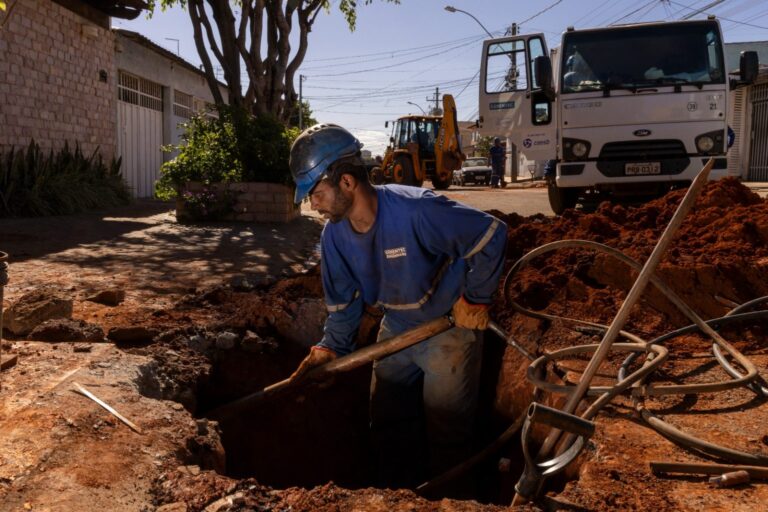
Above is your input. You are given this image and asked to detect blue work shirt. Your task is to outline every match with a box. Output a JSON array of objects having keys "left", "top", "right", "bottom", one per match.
[
  {"left": 317, "top": 184, "right": 507, "bottom": 355},
  {"left": 489, "top": 145, "right": 505, "bottom": 173}
]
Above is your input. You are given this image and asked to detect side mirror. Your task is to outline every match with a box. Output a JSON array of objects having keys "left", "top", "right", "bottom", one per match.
[
  {"left": 385, "top": 121, "right": 389, "bottom": 128},
  {"left": 740, "top": 51, "right": 758, "bottom": 85},
  {"left": 534, "top": 55, "right": 555, "bottom": 99}
]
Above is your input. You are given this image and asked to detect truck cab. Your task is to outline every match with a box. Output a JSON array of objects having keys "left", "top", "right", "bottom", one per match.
[{"left": 478, "top": 19, "right": 758, "bottom": 213}]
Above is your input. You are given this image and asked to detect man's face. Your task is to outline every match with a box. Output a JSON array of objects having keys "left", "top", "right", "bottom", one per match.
[{"left": 309, "top": 179, "right": 352, "bottom": 223}]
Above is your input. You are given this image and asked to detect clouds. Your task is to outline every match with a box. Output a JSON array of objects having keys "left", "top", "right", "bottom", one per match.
[{"left": 350, "top": 128, "right": 390, "bottom": 157}]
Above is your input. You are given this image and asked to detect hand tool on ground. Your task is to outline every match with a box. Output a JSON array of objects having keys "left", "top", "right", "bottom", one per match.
[{"left": 512, "top": 158, "right": 720, "bottom": 504}]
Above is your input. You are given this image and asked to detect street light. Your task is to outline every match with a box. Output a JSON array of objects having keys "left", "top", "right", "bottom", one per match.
[
  {"left": 444, "top": 5, "right": 494, "bottom": 38},
  {"left": 407, "top": 101, "right": 427, "bottom": 115}
]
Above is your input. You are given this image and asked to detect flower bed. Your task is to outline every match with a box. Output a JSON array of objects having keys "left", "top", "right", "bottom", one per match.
[{"left": 176, "top": 182, "right": 299, "bottom": 223}]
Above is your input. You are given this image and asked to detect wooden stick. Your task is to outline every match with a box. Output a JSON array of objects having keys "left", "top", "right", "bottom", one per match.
[
  {"left": 650, "top": 461, "right": 768, "bottom": 479},
  {"left": 73, "top": 382, "right": 143, "bottom": 434}
]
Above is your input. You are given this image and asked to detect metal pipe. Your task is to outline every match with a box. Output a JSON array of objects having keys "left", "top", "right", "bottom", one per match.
[
  {"left": 207, "top": 316, "right": 453, "bottom": 417},
  {"left": 639, "top": 406, "right": 768, "bottom": 466},
  {"left": 487, "top": 320, "right": 535, "bottom": 360}
]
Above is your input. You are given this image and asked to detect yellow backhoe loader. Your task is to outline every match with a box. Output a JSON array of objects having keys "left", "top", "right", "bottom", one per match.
[{"left": 371, "top": 94, "right": 465, "bottom": 190}]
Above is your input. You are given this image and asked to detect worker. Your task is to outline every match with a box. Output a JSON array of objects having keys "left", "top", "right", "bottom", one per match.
[
  {"left": 288, "top": 124, "right": 507, "bottom": 488},
  {"left": 489, "top": 137, "right": 506, "bottom": 188}
]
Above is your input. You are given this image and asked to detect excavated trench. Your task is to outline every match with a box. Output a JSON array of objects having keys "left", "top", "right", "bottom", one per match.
[
  {"left": 192, "top": 326, "right": 531, "bottom": 504},
  {"left": 133, "top": 177, "right": 768, "bottom": 509}
]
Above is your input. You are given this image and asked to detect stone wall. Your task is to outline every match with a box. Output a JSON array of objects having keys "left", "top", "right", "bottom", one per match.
[
  {"left": 178, "top": 182, "right": 300, "bottom": 223},
  {"left": 0, "top": 0, "right": 116, "bottom": 159}
]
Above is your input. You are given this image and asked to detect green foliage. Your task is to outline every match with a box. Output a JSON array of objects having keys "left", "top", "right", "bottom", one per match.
[
  {"left": 155, "top": 113, "right": 241, "bottom": 200},
  {"left": 156, "top": 108, "right": 300, "bottom": 200},
  {"left": 289, "top": 100, "right": 317, "bottom": 129},
  {"left": 474, "top": 135, "right": 495, "bottom": 158},
  {"left": 0, "top": 141, "right": 130, "bottom": 218}
]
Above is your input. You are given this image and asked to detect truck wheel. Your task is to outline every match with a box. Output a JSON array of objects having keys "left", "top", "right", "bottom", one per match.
[
  {"left": 548, "top": 180, "right": 579, "bottom": 215},
  {"left": 393, "top": 155, "right": 416, "bottom": 186},
  {"left": 432, "top": 173, "right": 451, "bottom": 190},
  {"left": 370, "top": 166, "right": 385, "bottom": 185}
]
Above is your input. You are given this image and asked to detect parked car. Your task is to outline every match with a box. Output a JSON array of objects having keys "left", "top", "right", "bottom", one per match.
[{"left": 453, "top": 157, "right": 492, "bottom": 186}]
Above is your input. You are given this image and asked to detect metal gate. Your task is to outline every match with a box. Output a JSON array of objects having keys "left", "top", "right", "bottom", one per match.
[
  {"left": 117, "top": 71, "right": 164, "bottom": 198},
  {"left": 748, "top": 82, "right": 768, "bottom": 181}
]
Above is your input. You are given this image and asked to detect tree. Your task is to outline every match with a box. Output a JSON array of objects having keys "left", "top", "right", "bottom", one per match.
[
  {"left": 474, "top": 135, "right": 494, "bottom": 158},
  {"left": 288, "top": 100, "right": 317, "bottom": 128},
  {"left": 150, "top": 0, "right": 400, "bottom": 124}
]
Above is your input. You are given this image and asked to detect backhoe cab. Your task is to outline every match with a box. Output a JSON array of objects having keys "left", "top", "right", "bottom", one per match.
[{"left": 371, "top": 94, "right": 465, "bottom": 190}]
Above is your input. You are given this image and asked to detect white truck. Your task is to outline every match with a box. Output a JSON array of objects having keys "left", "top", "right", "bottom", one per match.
[{"left": 478, "top": 18, "right": 758, "bottom": 214}]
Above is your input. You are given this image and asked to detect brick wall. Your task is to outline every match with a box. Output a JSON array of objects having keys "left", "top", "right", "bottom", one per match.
[
  {"left": 0, "top": 0, "right": 116, "bottom": 159},
  {"left": 179, "top": 182, "right": 300, "bottom": 223}
]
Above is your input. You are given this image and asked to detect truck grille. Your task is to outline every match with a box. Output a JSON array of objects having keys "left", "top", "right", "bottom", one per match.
[{"left": 596, "top": 140, "right": 689, "bottom": 177}]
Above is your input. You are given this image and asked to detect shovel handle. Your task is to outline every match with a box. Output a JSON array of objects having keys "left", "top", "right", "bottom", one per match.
[{"left": 208, "top": 316, "right": 454, "bottom": 417}]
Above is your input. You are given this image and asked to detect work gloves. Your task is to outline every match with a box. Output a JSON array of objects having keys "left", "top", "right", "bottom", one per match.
[
  {"left": 289, "top": 345, "right": 336, "bottom": 383},
  {"left": 452, "top": 295, "right": 490, "bottom": 330}
]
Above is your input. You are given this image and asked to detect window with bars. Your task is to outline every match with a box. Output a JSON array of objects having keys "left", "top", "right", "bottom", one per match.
[
  {"left": 118, "top": 71, "right": 163, "bottom": 111},
  {"left": 174, "top": 90, "right": 194, "bottom": 119}
]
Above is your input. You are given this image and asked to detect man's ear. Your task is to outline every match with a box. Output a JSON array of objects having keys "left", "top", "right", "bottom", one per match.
[{"left": 340, "top": 174, "right": 356, "bottom": 192}]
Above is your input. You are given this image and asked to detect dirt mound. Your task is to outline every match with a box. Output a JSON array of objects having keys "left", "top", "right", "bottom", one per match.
[{"left": 495, "top": 178, "right": 768, "bottom": 331}]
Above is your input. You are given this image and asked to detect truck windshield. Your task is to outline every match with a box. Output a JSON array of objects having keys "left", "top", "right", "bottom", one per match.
[{"left": 561, "top": 22, "right": 725, "bottom": 94}]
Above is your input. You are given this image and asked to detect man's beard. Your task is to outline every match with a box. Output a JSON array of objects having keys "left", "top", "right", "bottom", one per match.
[{"left": 322, "top": 190, "right": 353, "bottom": 223}]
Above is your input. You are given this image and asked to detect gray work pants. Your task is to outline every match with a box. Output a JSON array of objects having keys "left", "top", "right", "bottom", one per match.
[{"left": 370, "top": 320, "right": 483, "bottom": 488}]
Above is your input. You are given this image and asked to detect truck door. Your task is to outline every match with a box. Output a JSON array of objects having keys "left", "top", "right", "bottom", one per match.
[{"left": 479, "top": 34, "right": 557, "bottom": 161}]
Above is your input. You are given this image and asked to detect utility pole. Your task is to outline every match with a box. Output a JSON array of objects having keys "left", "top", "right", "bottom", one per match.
[
  {"left": 507, "top": 23, "right": 518, "bottom": 182},
  {"left": 426, "top": 87, "right": 441, "bottom": 115},
  {"left": 298, "top": 74, "right": 306, "bottom": 130}
]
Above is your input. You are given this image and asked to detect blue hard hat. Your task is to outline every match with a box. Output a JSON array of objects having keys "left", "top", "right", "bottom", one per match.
[{"left": 289, "top": 124, "right": 362, "bottom": 204}]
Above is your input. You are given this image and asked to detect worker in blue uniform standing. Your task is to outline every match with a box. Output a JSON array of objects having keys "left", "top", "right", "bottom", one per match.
[
  {"left": 489, "top": 137, "right": 506, "bottom": 188},
  {"left": 288, "top": 124, "right": 507, "bottom": 488}
]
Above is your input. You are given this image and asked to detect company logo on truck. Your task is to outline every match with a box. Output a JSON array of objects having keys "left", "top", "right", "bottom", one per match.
[
  {"left": 489, "top": 101, "right": 516, "bottom": 110},
  {"left": 523, "top": 138, "right": 550, "bottom": 148},
  {"left": 633, "top": 129, "right": 652, "bottom": 137}
]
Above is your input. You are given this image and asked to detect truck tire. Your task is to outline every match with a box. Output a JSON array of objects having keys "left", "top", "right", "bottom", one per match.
[
  {"left": 370, "top": 166, "right": 385, "bottom": 185},
  {"left": 393, "top": 155, "right": 416, "bottom": 186},
  {"left": 548, "top": 180, "right": 579, "bottom": 215},
  {"left": 432, "top": 173, "right": 451, "bottom": 190}
]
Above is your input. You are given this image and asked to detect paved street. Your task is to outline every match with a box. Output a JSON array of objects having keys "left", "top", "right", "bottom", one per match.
[{"left": 439, "top": 182, "right": 553, "bottom": 217}]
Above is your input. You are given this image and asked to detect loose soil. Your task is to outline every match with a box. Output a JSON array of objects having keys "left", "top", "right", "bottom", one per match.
[{"left": 2, "top": 180, "right": 768, "bottom": 511}]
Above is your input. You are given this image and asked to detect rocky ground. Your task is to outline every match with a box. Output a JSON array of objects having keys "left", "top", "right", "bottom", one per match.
[{"left": 2, "top": 180, "right": 768, "bottom": 511}]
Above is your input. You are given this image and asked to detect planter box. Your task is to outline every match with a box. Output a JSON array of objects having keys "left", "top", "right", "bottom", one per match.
[{"left": 176, "top": 182, "right": 300, "bottom": 223}]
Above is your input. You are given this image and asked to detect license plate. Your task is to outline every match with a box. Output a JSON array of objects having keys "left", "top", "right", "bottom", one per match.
[{"left": 625, "top": 162, "right": 661, "bottom": 175}]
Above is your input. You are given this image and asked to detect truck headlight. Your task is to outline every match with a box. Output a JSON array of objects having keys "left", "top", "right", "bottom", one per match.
[
  {"left": 562, "top": 138, "right": 591, "bottom": 161},
  {"left": 696, "top": 135, "right": 714, "bottom": 153},
  {"left": 572, "top": 142, "right": 588, "bottom": 158}
]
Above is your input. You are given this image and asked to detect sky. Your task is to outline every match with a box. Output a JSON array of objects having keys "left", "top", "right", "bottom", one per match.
[{"left": 112, "top": 0, "right": 768, "bottom": 155}]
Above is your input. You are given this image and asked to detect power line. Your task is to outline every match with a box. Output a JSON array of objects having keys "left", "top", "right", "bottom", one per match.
[
  {"left": 668, "top": 0, "right": 768, "bottom": 28},
  {"left": 519, "top": 0, "right": 567, "bottom": 27}
]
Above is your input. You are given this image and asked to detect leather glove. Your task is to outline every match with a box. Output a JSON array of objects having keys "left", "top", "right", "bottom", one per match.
[
  {"left": 452, "top": 295, "right": 490, "bottom": 330},
  {"left": 289, "top": 345, "right": 337, "bottom": 383}
]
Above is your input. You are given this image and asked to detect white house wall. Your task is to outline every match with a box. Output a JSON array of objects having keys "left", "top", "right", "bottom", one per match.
[{"left": 114, "top": 31, "right": 227, "bottom": 197}]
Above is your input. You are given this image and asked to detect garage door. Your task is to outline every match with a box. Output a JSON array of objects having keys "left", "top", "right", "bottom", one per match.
[
  {"left": 117, "top": 71, "right": 163, "bottom": 198},
  {"left": 748, "top": 82, "right": 768, "bottom": 182}
]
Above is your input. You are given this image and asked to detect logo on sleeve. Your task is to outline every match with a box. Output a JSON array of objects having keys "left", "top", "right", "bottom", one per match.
[{"left": 384, "top": 247, "right": 407, "bottom": 259}]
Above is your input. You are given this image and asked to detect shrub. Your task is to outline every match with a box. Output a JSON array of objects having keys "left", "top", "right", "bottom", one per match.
[
  {"left": 156, "top": 108, "right": 300, "bottom": 200},
  {"left": 178, "top": 187, "right": 237, "bottom": 222},
  {"left": 0, "top": 141, "right": 130, "bottom": 218}
]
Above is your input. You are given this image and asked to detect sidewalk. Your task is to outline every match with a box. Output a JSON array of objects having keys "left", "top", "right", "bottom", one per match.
[{"left": 745, "top": 181, "right": 768, "bottom": 197}]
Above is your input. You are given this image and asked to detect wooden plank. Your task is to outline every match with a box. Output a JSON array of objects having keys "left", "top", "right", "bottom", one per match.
[{"left": 0, "top": 354, "right": 18, "bottom": 371}]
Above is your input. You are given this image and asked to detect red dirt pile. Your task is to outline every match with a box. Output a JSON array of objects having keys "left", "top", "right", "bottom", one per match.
[{"left": 493, "top": 178, "right": 768, "bottom": 331}]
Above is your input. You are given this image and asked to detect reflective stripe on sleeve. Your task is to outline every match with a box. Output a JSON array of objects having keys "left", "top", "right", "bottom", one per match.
[{"left": 464, "top": 219, "right": 499, "bottom": 259}]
